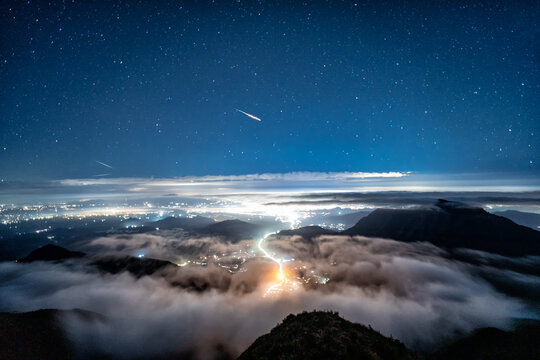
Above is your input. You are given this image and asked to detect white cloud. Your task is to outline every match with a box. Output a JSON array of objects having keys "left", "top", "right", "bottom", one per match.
[{"left": 0, "top": 234, "right": 537, "bottom": 359}]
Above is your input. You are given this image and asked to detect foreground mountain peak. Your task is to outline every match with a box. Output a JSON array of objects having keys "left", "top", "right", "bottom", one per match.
[{"left": 238, "top": 311, "right": 416, "bottom": 360}]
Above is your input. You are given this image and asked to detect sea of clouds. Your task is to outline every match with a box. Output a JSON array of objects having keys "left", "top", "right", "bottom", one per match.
[{"left": 0, "top": 232, "right": 539, "bottom": 359}]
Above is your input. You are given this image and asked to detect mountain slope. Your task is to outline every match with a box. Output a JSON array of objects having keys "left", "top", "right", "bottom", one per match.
[
  {"left": 199, "top": 219, "right": 265, "bottom": 241},
  {"left": 492, "top": 210, "right": 540, "bottom": 231},
  {"left": 17, "top": 244, "right": 86, "bottom": 263},
  {"left": 92, "top": 255, "right": 176, "bottom": 277},
  {"left": 238, "top": 311, "right": 417, "bottom": 360},
  {"left": 0, "top": 309, "right": 87, "bottom": 360},
  {"left": 17, "top": 245, "right": 176, "bottom": 278},
  {"left": 342, "top": 200, "right": 540, "bottom": 256},
  {"left": 278, "top": 226, "right": 337, "bottom": 239}
]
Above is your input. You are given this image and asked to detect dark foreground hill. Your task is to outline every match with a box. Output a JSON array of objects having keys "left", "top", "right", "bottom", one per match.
[
  {"left": 238, "top": 311, "right": 417, "bottom": 360},
  {"left": 433, "top": 320, "right": 540, "bottom": 360},
  {"left": 1, "top": 309, "right": 538, "bottom": 360},
  {"left": 0, "top": 309, "right": 99, "bottom": 360},
  {"left": 342, "top": 199, "right": 540, "bottom": 256},
  {"left": 238, "top": 311, "right": 540, "bottom": 360}
]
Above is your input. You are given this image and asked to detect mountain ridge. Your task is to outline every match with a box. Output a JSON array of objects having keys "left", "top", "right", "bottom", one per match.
[
  {"left": 341, "top": 199, "right": 540, "bottom": 256},
  {"left": 237, "top": 311, "right": 417, "bottom": 360}
]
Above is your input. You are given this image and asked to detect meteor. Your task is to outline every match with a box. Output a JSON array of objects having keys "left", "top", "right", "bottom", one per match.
[
  {"left": 96, "top": 160, "right": 113, "bottom": 169},
  {"left": 235, "top": 108, "right": 262, "bottom": 122}
]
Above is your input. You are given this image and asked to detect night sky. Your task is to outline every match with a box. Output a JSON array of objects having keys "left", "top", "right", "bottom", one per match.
[{"left": 1, "top": 1, "right": 539, "bottom": 180}]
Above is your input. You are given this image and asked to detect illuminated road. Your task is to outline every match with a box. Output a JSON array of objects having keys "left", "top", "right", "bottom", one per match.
[{"left": 258, "top": 232, "right": 300, "bottom": 297}]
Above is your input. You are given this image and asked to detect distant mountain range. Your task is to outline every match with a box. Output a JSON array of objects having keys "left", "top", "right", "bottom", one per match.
[
  {"left": 4, "top": 200, "right": 539, "bottom": 262},
  {"left": 12, "top": 199, "right": 540, "bottom": 269},
  {"left": 278, "top": 226, "right": 337, "bottom": 238},
  {"left": 17, "top": 244, "right": 176, "bottom": 278},
  {"left": 281, "top": 200, "right": 540, "bottom": 257},
  {"left": 17, "top": 244, "right": 85, "bottom": 263},
  {"left": 198, "top": 219, "right": 266, "bottom": 241},
  {"left": 0, "top": 216, "right": 263, "bottom": 261},
  {"left": 343, "top": 199, "right": 540, "bottom": 256}
]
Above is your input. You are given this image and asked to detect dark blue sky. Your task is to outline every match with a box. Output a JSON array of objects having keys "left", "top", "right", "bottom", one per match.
[{"left": 1, "top": 1, "right": 538, "bottom": 179}]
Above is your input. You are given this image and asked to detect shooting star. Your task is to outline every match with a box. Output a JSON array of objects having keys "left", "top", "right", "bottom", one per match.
[
  {"left": 96, "top": 160, "right": 113, "bottom": 169},
  {"left": 235, "top": 108, "right": 262, "bottom": 122}
]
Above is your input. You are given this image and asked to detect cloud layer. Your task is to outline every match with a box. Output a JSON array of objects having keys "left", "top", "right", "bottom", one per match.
[{"left": 1, "top": 233, "right": 538, "bottom": 359}]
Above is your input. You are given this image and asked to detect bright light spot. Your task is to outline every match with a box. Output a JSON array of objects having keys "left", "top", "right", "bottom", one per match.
[{"left": 258, "top": 232, "right": 301, "bottom": 297}]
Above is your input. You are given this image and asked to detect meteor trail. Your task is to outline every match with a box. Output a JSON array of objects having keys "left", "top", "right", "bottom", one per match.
[
  {"left": 96, "top": 160, "right": 113, "bottom": 169},
  {"left": 235, "top": 108, "right": 262, "bottom": 121}
]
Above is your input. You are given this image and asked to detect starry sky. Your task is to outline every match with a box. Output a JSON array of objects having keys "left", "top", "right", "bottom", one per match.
[{"left": 1, "top": 0, "right": 539, "bottom": 180}]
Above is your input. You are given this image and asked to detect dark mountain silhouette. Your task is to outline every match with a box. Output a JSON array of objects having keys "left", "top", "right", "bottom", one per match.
[
  {"left": 278, "top": 226, "right": 337, "bottom": 239},
  {"left": 0, "top": 215, "right": 144, "bottom": 261},
  {"left": 0, "top": 309, "right": 101, "bottom": 360},
  {"left": 432, "top": 320, "right": 540, "bottom": 360},
  {"left": 493, "top": 210, "right": 540, "bottom": 231},
  {"left": 342, "top": 199, "right": 540, "bottom": 256},
  {"left": 152, "top": 215, "right": 215, "bottom": 230},
  {"left": 199, "top": 219, "right": 265, "bottom": 241},
  {"left": 3, "top": 308, "right": 537, "bottom": 360},
  {"left": 17, "top": 245, "right": 175, "bottom": 278},
  {"left": 17, "top": 244, "right": 86, "bottom": 263},
  {"left": 237, "top": 311, "right": 417, "bottom": 360},
  {"left": 238, "top": 311, "right": 540, "bottom": 360},
  {"left": 0, "top": 216, "right": 216, "bottom": 262},
  {"left": 92, "top": 255, "right": 176, "bottom": 277}
]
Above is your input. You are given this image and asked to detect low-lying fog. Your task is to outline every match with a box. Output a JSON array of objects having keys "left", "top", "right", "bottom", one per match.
[{"left": 1, "top": 230, "right": 538, "bottom": 359}]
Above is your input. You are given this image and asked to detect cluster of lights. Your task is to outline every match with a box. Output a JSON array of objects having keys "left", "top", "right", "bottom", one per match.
[
  {"left": 258, "top": 232, "right": 303, "bottom": 297},
  {"left": 2, "top": 201, "right": 338, "bottom": 297},
  {"left": 172, "top": 247, "right": 257, "bottom": 273}
]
